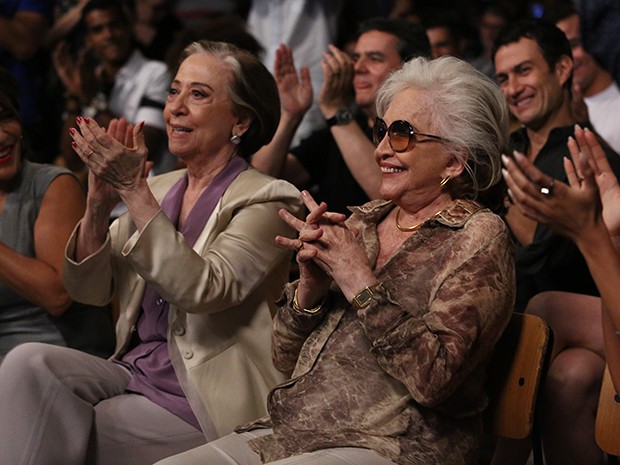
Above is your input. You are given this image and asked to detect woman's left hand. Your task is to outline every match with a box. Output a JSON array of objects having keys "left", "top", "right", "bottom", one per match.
[{"left": 71, "top": 116, "right": 148, "bottom": 192}]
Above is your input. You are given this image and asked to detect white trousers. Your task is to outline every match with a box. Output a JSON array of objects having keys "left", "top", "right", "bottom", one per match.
[
  {"left": 154, "top": 429, "right": 397, "bottom": 465},
  {"left": 0, "top": 342, "right": 205, "bottom": 465}
]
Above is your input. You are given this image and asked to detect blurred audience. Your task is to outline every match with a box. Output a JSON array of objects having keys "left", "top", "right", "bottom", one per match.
[
  {"left": 544, "top": 2, "right": 620, "bottom": 154},
  {"left": 53, "top": 0, "right": 171, "bottom": 177},
  {"left": 469, "top": 2, "right": 510, "bottom": 78},
  {"left": 424, "top": 15, "right": 465, "bottom": 59},
  {"left": 248, "top": 0, "right": 344, "bottom": 145},
  {"left": 0, "top": 0, "right": 54, "bottom": 162},
  {"left": 134, "top": 0, "right": 184, "bottom": 62}
]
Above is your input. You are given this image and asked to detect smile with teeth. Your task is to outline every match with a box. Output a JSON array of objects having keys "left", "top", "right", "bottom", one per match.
[
  {"left": 381, "top": 165, "right": 405, "bottom": 174},
  {"left": 0, "top": 143, "right": 13, "bottom": 160}
]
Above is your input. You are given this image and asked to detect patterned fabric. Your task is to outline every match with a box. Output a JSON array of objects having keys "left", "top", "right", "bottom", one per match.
[{"left": 239, "top": 199, "right": 515, "bottom": 465}]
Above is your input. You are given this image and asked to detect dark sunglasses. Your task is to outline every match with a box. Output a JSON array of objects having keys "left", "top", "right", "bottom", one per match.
[{"left": 372, "top": 117, "right": 446, "bottom": 152}]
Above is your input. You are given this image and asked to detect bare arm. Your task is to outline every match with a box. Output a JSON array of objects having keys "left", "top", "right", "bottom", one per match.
[
  {"left": 0, "top": 11, "right": 48, "bottom": 60},
  {"left": 0, "top": 174, "right": 85, "bottom": 315},
  {"left": 252, "top": 45, "right": 312, "bottom": 179},
  {"left": 319, "top": 45, "right": 382, "bottom": 199}
]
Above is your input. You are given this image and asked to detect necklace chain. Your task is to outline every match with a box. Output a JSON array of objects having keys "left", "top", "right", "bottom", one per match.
[{"left": 395, "top": 206, "right": 444, "bottom": 232}]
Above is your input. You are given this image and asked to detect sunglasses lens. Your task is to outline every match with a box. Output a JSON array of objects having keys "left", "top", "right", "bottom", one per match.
[
  {"left": 389, "top": 120, "right": 414, "bottom": 152},
  {"left": 373, "top": 118, "right": 387, "bottom": 147}
]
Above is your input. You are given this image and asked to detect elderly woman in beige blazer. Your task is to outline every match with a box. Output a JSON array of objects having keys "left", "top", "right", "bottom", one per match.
[{"left": 0, "top": 41, "right": 301, "bottom": 465}]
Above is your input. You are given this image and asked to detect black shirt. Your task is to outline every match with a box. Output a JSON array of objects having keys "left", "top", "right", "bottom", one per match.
[
  {"left": 509, "top": 125, "right": 620, "bottom": 311},
  {"left": 290, "top": 111, "right": 372, "bottom": 215}
]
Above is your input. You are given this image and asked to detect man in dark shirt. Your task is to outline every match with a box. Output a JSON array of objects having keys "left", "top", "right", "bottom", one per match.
[
  {"left": 492, "top": 19, "right": 620, "bottom": 312},
  {"left": 491, "top": 20, "right": 620, "bottom": 465},
  {"left": 252, "top": 18, "right": 430, "bottom": 214}
]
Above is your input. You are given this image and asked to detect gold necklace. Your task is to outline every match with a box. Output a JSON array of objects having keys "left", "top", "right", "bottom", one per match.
[{"left": 395, "top": 207, "right": 444, "bottom": 232}]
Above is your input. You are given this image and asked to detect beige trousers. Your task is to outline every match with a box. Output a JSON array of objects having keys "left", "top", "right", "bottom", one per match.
[
  {"left": 154, "top": 429, "right": 397, "bottom": 465},
  {"left": 0, "top": 342, "right": 205, "bottom": 465}
]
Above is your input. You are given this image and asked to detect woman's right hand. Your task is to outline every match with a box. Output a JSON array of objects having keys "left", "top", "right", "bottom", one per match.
[{"left": 276, "top": 191, "right": 346, "bottom": 309}]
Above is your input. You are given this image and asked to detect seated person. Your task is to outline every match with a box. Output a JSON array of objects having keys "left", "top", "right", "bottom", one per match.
[
  {"left": 0, "top": 41, "right": 302, "bottom": 465},
  {"left": 501, "top": 126, "right": 619, "bottom": 465},
  {"left": 155, "top": 56, "right": 515, "bottom": 465},
  {"left": 0, "top": 66, "right": 113, "bottom": 359}
]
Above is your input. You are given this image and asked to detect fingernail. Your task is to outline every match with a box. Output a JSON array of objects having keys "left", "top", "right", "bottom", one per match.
[
  {"left": 507, "top": 188, "right": 514, "bottom": 200},
  {"left": 69, "top": 128, "right": 75, "bottom": 136},
  {"left": 76, "top": 116, "right": 82, "bottom": 124},
  {"left": 301, "top": 190, "right": 308, "bottom": 197},
  {"left": 575, "top": 123, "right": 582, "bottom": 131},
  {"left": 84, "top": 116, "right": 90, "bottom": 124},
  {"left": 502, "top": 168, "right": 508, "bottom": 178},
  {"left": 501, "top": 154, "right": 510, "bottom": 165},
  {"left": 71, "top": 141, "right": 77, "bottom": 149}
]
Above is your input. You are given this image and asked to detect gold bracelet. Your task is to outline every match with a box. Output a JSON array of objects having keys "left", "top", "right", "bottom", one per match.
[{"left": 293, "top": 287, "right": 325, "bottom": 314}]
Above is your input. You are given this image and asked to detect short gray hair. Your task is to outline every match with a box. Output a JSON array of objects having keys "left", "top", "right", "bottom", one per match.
[
  {"left": 376, "top": 56, "right": 510, "bottom": 204},
  {"left": 180, "top": 40, "right": 280, "bottom": 158}
]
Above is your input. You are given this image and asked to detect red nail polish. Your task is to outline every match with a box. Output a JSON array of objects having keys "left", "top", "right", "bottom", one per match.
[
  {"left": 71, "top": 141, "right": 77, "bottom": 149},
  {"left": 76, "top": 116, "right": 82, "bottom": 124},
  {"left": 84, "top": 116, "right": 90, "bottom": 124},
  {"left": 69, "top": 128, "right": 75, "bottom": 136}
]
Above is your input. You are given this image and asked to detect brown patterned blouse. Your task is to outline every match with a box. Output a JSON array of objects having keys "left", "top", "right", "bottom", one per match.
[{"left": 238, "top": 199, "right": 515, "bottom": 465}]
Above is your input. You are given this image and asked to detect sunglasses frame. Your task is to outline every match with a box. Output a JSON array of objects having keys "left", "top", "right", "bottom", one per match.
[{"left": 373, "top": 117, "right": 446, "bottom": 153}]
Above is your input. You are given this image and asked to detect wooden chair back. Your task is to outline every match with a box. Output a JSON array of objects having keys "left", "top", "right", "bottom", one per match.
[
  {"left": 486, "top": 313, "right": 552, "bottom": 465},
  {"left": 596, "top": 365, "right": 620, "bottom": 461}
]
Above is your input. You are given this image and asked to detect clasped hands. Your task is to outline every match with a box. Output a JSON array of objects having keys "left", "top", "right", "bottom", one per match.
[{"left": 276, "top": 191, "right": 371, "bottom": 308}]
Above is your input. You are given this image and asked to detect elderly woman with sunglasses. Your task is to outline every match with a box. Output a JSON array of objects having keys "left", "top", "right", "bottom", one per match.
[{"left": 152, "top": 56, "right": 515, "bottom": 465}]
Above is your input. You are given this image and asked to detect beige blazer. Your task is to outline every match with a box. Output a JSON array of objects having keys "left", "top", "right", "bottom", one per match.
[{"left": 63, "top": 166, "right": 302, "bottom": 439}]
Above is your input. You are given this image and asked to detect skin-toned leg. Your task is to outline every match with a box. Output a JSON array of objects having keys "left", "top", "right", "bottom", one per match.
[
  {"left": 527, "top": 292, "right": 605, "bottom": 465},
  {"left": 490, "top": 291, "right": 605, "bottom": 465}
]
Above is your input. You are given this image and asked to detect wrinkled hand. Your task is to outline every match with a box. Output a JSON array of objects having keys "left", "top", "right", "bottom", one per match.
[
  {"left": 276, "top": 191, "right": 347, "bottom": 307},
  {"left": 70, "top": 116, "right": 149, "bottom": 193},
  {"left": 274, "top": 44, "right": 313, "bottom": 120},
  {"left": 501, "top": 128, "right": 602, "bottom": 243},
  {"left": 318, "top": 44, "right": 354, "bottom": 116}
]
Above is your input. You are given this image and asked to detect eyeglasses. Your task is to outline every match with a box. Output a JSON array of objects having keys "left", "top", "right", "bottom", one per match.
[{"left": 372, "top": 117, "right": 446, "bottom": 152}]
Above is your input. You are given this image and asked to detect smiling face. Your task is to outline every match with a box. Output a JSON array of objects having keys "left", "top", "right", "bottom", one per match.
[
  {"left": 494, "top": 37, "right": 570, "bottom": 131},
  {"left": 164, "top": 52, "right": 247, "bottom": 166},
  {"left": 375, "top": 87, "right": 463, "bottom": 209},
  {"left": 0, "top": 117, "right": 22, "bottom": 185},
  {"left": 352, "top": 30, "right": 402, "bottom": 114},
  {"left": 85, "top": 8, "right": 133, "bottom": 66}
]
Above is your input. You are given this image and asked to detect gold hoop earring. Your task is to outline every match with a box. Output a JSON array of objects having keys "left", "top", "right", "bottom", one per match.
[{"left": 439, "top": 176, "right": 451, "bottom": 187}]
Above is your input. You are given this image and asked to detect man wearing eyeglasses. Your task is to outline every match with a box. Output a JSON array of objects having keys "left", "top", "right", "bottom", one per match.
[{"left": 252, "top": 17, "right": 430, "bottom": 214}]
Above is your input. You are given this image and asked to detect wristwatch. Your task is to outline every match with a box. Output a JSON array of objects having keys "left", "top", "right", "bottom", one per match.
[
  {"left": 326, "top": 108, "right": 353, "bottom": 128},
  {"left": 351, "top": 284, "right": 379, "bottom": 310}
]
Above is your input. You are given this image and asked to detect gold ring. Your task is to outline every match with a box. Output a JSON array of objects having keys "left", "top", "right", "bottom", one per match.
[{"left": 296, "top": 242, "right": 303, "bottom": 252}]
